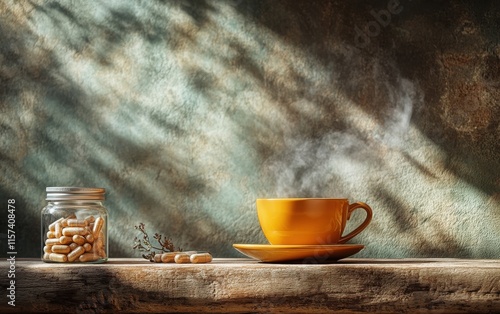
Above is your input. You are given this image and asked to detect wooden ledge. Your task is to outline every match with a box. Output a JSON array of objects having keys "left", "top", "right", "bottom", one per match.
[{"left": 1, "top": 258, "right": 499, "bottom": 313}]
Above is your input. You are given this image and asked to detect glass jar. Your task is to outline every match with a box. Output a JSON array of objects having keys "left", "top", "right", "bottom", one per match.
[{"left": 41, "top": 187, "right": 108, "bottom": 263}]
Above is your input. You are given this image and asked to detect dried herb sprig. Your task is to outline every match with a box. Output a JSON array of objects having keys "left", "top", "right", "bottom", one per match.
[{"left": 133, "top": 223, "right": 181, "bottom": 262}]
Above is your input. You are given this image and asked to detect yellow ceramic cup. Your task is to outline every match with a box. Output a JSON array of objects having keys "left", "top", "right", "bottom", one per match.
[{"left": 257, "top": 198, "right": 372, "bottom": 245}]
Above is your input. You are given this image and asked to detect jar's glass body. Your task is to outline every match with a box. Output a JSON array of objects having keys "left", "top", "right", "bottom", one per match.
[{"left": 41, "top": 200, "right": 108, "bottom": 263}]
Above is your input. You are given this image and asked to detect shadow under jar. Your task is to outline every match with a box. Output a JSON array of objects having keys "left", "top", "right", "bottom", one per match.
[{"left": 41, "top": 187, "right": 108, "bottom": 263}]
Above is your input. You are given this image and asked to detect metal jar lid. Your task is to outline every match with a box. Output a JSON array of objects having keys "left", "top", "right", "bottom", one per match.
[{"left": 46, "top": 187, "right": 106, "bottom": 201}]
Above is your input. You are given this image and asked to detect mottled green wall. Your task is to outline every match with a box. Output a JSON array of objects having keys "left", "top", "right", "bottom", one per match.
[{"left": 1, "top": 0, "right": 499, "bottom": 258}]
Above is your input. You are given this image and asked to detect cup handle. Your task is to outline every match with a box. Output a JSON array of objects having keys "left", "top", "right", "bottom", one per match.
[{"left": 338, "top": 202, "right": 373, "bottom": 244}]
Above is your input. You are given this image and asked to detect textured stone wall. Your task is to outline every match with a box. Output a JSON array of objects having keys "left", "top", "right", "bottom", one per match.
[{"left": 0, "top": 0, "right": 498, "bottom": 258}]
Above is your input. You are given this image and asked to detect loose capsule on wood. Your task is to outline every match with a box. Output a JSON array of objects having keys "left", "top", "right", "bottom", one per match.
[
  {"left": 190, "top": 253, "right": 212, "bottom": 264},
  {"left": 174, "top": 253, "right": 191, "bottom": 264},
  {"left": 153, "top": 254, "right": 162, "bottom": 263},
  {"left": 160, "top": 252, "right": 179, "bottom": 263}
]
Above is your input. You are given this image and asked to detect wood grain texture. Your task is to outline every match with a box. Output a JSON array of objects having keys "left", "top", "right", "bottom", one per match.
[{"left": 1, "top": 258, "right": 499, "bottom": 313}]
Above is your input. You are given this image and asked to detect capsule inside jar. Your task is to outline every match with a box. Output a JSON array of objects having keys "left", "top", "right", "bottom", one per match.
[
  {"left": 43, "top": 213, "right": 106, "bottom": 263},
  {"left": 41, "top": 187, "right": 108, "bottom": 263}
]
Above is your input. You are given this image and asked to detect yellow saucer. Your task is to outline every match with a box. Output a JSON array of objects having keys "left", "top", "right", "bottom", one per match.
[{"left": 233, "top": 244, "right": 364, "bottom": 263}]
